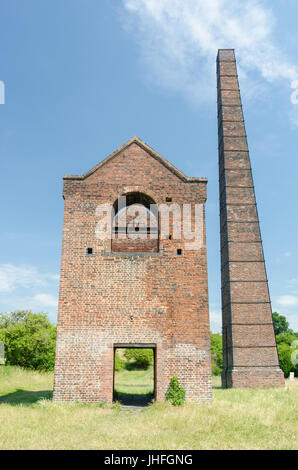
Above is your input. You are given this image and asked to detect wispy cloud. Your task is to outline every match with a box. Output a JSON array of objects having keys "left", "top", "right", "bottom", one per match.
[
  {"left": 277, "top": 295, "right": 298, "bottom": 307},
  {"left": 122, "top": 0, "right": 297, "bottom": 104},
  {"left": 0, "top": 264, "right": 58, "bottom": 293},
  {"left": 0, "top": 293, "right": 58, "bottom": 323},
  {"left": 273, "top": 277, "right": 298, "bottom": 331},
  {"left": 32, "top": 294, "right": 58, "bottom": 308},
  {"left": 0, "top": 264, "right": 59, "bottom": 322},
  {"left": 209, "top": 308, "right": 222, "bottom": 333}
]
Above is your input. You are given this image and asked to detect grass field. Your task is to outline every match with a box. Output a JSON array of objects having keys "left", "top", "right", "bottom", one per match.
[
  {"left": 0, "top": 365, "right": 297, "bottom": 450},
  {"left": 114, "top": 365, "right": 154, "bottom": 406}
]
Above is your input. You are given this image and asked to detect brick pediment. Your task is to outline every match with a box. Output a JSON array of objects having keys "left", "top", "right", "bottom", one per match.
[{"left": 63, "top": 136, "right": 207, "bottom": 184}]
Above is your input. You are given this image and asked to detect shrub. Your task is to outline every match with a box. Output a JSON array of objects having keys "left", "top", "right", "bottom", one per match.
[
  {"left": 0, "top": 311, "right": 56, "bottom": 371},
  {"left": 124, "top": 348, "right": 153, "bottom": 369},
  {"left": 165, "top": 376, "right": 186, "bottom": 406}
]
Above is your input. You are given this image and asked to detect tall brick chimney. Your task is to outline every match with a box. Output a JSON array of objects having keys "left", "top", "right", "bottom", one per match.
[{"left": 217, "top": 49, "right": 284, "bottom": 388}]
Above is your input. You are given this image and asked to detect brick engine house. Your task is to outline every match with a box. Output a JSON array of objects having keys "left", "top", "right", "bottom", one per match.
[
  {"left": 53, "top": 136, "right": 212, "bottom": 403},
  {"left": 54, "top": 50, "right": 284, "bottom": 403}
]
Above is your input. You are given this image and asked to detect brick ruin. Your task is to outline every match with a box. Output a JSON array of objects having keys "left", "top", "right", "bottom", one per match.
[
  {"left": 53, "top": 137, "right": 212, "bottom": 403},
  {"left": 53, "top": 50, "right": 284, "bottom": 403}
]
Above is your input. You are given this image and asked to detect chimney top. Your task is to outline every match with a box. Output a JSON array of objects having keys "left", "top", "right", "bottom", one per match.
[{"left": 217, "top": 49, "right": 235, "bottom": 61}]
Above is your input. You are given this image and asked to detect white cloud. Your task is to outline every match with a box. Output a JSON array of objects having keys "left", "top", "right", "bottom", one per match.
[
  {"left": 0, "top": 264, "right": 59, "bottom": 322},
  {"left": 122, "top": 0, "right": 298, "bottom": 104},
  {"left": 276, "top": 295, "right": 298, "bottom": 307},
  {"left": 273, "top": 278, "right": 298, "bottom": 331},
  {"left": 32, "top": 294, "right": 58, "bottom": 308},
  {"left": 0, "top": 264, "right": 58, "bottom": 293},
  {"left": 0, "top": 264, "right": 45, "bottom": 293},
  {"left": 0, "top": 293, "right": 58, "bottom": 323},
  {"left": 210, "top": 309, "right": 222, "bottom": 333}
]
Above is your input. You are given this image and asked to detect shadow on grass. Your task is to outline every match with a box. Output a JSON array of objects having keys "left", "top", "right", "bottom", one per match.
[
  {"left": 124, "top": 362, "right": 153, "bottom": 371},
  {"left": 114, "top": 390, "right": 154, "bottom": 407},
  {"left": 0, "top": 389, "right": 53, "bottom": 406}
]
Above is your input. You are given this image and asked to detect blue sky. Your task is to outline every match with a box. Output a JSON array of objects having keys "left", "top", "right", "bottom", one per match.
[{"left": 0, "top": 0, "right": 297, "bottom": 332}]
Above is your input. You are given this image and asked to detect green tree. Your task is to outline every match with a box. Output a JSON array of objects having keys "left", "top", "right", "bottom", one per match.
[
  {"left": 272, "top": 312, "right": 292, "bottom": 336},
  {"left": 272, "top": 313, "right": 298, "bottom": 378},
  {"left": 276, "top": 332, "right": 298, "bottom": 378},
  {"left": 210, "top": 333, "right": 223, "bottom": 376},
  {"left": 124, "top": 348, "right": 153, "bottom": 369},
  {"left": 277, "top": 343, "right": 293, "bottom": 378},
  {"left": 0, "top": 310, "right": 56, "bottom": 371}
]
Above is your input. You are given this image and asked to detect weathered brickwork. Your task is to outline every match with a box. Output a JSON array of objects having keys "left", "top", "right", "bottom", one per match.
[
  {"left": 53, "top": 137, "right": 212, "bottom": 403},
  {"left": 217, "top": 49, "right": 284, "bottom": 388}
]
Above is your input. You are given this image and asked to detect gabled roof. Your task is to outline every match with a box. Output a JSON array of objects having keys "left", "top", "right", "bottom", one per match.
[{"left": 63, "top": 136, "right": 207, "bottom": 183}]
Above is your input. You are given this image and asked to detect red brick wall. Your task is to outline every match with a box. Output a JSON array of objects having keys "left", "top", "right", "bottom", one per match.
[
  {"left": 111, "top": 238, "right": 158, "bottom": 253},
  {"left": 53, "top": 140, "right": 212, "bottom": 403}
]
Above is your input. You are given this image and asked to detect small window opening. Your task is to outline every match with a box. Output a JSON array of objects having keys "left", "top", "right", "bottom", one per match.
[
  {"left": 176, "top": 248, "right": 183, "bottom": 256},
  {"left": 166, "top": 197, "right": 172, "bottom": 202},
  {"left": 86, "top": 247, "right": 93, "bottom": 255}
]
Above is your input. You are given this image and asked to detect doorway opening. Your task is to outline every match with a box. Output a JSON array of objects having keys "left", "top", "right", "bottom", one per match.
[{"left": 113, "top": 344, "right": 156, "bottom": 407}]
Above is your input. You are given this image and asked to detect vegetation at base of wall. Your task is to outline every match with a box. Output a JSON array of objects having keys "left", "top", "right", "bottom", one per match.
[
  {"left": 0, "top": 311, "right": 56, "bottom": 371},
  {"left": 165, "top": 376, "right": 186, "bottom": 406}
]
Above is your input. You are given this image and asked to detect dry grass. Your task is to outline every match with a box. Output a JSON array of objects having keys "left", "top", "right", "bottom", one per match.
[{"left": 0, "top": 366, "right": 297, "bottom": 450}]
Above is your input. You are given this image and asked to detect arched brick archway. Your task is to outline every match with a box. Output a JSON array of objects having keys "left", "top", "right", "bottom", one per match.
[{"left": 112, "top": 191, "right": 159, "bottom": 253}]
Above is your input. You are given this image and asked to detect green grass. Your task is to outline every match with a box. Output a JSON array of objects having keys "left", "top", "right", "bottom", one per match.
[
  {"left": 0, "top": 365, "right": 53, "bottom": 405},
  {"left": 0, "top": 365, "right": 297, "bottom": 450},
  {"left": 114, "top": 365, "right": 154, "bottom": 406}
]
